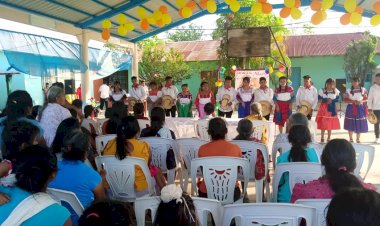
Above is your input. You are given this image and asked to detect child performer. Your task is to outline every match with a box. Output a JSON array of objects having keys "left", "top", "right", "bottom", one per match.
[
  {"left": 316, "top": 78, "right": 340, "bottom": 143},
  {"left": 344, "top": 77, "right": 368, "bottom": 143},
  {"left": 236, "top": 77, "right": 254, "bottom": 118},
  {"left": 176, "top": 84, "right": 193, "bottom": 117},
  {"left": 254, "top": 77, "right": 274, "bottom": 120},
  {"left": 147, "top": 81, "right": 162, "bottom": 116},
  {"left": 273, "top": 76, "right": 293, "bottom": 134},
  {"left": 368, "top": 73, "right": 380, "bottom": 143},
  {"left": 195, "top": 81, "right": 215, "bottom": 118}
]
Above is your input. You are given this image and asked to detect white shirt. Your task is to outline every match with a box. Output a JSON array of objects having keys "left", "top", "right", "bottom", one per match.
[
  {"left": 148, "top": 90, "right": 163, "bottom": 103},
  {"left": 237, "top": 87, "right": 254, "bottom": 102},
  {"left": 346, "top": 88, "right": 367, "bottom": 102},
  {"left": 368, "top": 84, "right": 380, "bottom": 110},
  {"left": 110, "top": 90, "right": 128, "bottom": 101},
  {"left": 254, "top": 87, "right": 274, "bottom": 105},
  {"left": 318, "top": 88, "right": 340, "bottom": 99},
  {"left": 99, "top": 84, "right": 110, "bottom": 99},
  {"left": 39, "top": 103, "right": 72, "bottom": 147},
  {"left": 81, "top": 117, "right": 99, "bottom": 135},
  {"left": 161, "top": 85, "right": 179, "bottom": 100},
  {"left": 142, "top": 85, "right": 149, "bottom": 99},
  {"left": 129, "top": 85, "right": 147, "bottom": 101},
  {"left": 216, "top": 86, "right": 237, "bottom": 112},
  {"left": 296, "top": 86, "right": 318, "bottom": 109}
]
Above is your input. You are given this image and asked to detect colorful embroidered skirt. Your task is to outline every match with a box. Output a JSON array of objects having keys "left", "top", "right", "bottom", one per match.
[
  {"left": 344, "top": 103, "right": 368, "bottom": 133},
  {"left": 238, "top": 101, "right": 251, "bottom": 118},
  {"left": 274, "top": 101, "right": 290, "bottom": 127},
  {"left": 316, "top": 103, "right": 340, "bottom": 130}
]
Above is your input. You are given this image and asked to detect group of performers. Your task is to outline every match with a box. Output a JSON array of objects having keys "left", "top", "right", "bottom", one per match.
[{"left": 107, "top": 73, "right": 380, "bottom": 143}]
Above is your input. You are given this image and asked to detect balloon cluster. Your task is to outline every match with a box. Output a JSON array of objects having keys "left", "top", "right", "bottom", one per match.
[
  {"left": 251, "top": 0, "right": 273, "bottom": 14},
  {"left": 177, "top": 0, "right": 196, "bottom": 18},
  {"left": 101, "top": 20, "right": 112, "bottom": 41},
  {"left": 275, "top": 71, "right": 285, "bottom": 78},
  {"left": 280, "top": 0, "right": 302, "bottom": 20},
  {"left": 371, "top": 2, "right": 380, "bottom": 26},
  {"left": 264, "top": 65, "right": 274, "bottom": 75},
  {"left": 288, "top": 79, "right": 293, "bottom": 86},
  {"left": 340, "top": 0, "right": 363, "bottom": 25},
  {"left": 231, "top": 65, "right": 237, "bottom": 74},
  {"left": 225, "top": 0, "right": 241, "bottom": 13},
  {"left": 137, "top": 6, "right": 172, "bottom": 31},
  {"left": 117, "top": 14, "right": 135, "bottom": 36},
  {"left": 278, "top": 65, "right": 286, "bottom": 72},
  {"left": 310, "top": 0, "right": 334, "bottom": 25},
  {"left": 215, "top": 79, "right": 223, "bottom": 87},
  {"left": 199, "top": 0, "right": 217, "bottom": 13}
]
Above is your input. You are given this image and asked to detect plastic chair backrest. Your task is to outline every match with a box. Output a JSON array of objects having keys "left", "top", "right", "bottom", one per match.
[
  {"left": 249, "top": 120, "right": 269, "bottom": 142},
  {"left": 134, "top": 196, "right": 223, "bottom": 226},
  {"left": 47, "top": 187, "right": 84, "bottom": 216},
  {"left": 191, "top": 157, "right": 250, "bottom": 205},
  {"left": 351, "top": 143, "right": 375, "bottom": 180},
  {"left": 222, "top": 203, "right": 316, "bottom": 226},
  {"left": 95, "top": 134, "right": 116, "bottom": 156},
  {"left": 139, "top": 137, "right": 179, "bottom": 184},
  {"left": 95, "top": 156, "right": 153, "bottom": 202},
  {"left": 195, "top": 119, "right": 210, "bottom": 141},
  {"left": 295, "top": 199, "right": 331, "bottom": 226},
  {"left": 97, "top": 118, "right": 109, "bottom": 134},
  {"left": 272, "top": 162, "right": 323, "bottom": 202},
  {"left": 137, "top": 119, "right": 151, "bottom": 130}
]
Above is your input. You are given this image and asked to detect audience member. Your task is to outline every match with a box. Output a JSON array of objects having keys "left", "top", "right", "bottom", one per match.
[
  {"left": 291, "top": 139, "right": 376, "bottom": 203},
  {"left": 140, "top": 107, "right": 176, "bottom": 139},
  {"left": 202, "top": 102, "right": 215, "bottom": 119},
  {"left": 276, "top": 125, "right": 319, "bottom": 202},
  {"left": 0, "top": 145, "right": 71, "bottom": 225},
  {"left": 39, "top": 86, "right": 72, "bottom": 147},
  {"left": 134, "top": 102, "right": 149, "bottom": 120},
  {"left": 102, "top": 101, "right": 128, "bottom": 135},
  {"left": 50, "top": 117, "right": 80, "bottom": 155},
  {"left": 244, "top": 102, "right": 268, "bottom": 144},
  {"left": 81, "top": 105, "right": 99, "bottom": 135},
  {"left": 28, "top": 105, "right": 42, "bottom": 120},
  {"left": 71, "top": 99, "right": 84, "bottom": 122}
]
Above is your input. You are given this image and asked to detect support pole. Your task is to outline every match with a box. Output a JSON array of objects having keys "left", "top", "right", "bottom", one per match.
[
  {"left": 132, "top": 43, "right": 139, "bottom": 78},
  {"left": 78, "top": 30, "right": 90, "bottom": 103}
]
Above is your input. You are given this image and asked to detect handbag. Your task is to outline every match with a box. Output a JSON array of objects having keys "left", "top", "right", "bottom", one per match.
[{"left": 166, "top": 147, "right": 177, "bottom": 170}]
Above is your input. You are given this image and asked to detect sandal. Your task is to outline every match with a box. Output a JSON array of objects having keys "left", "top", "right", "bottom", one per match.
[
  {"left": 350, "top": 138, "right": 354, "bottom": 142},
  {"left": 320, "top": 138, "right": 325, "bottom": 143},
  {"left": 356, "top": 140, "right": 360, "bottom": 143}
]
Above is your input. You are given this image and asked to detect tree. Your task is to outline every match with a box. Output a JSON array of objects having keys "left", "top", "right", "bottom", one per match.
[
  {"left": 138, "top": 36, "right": 191, "bottom": 84},
  {"left": 166, "top": 23, "right": 204, "bottom": 42},
  {"left": 344, "top": 32, "right": 377, "bottom": 83},
  {"left": 212, "top": 2, "right": 291, "bottom": 85}
]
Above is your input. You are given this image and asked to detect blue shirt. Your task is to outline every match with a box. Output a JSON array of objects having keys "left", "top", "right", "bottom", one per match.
[
  {"left": 0, "top": 186, "right": 70, "bottom": 225},
  {"left": 276, "top": 147, "right": 319, "bottom": 203},
  {"left": 49, "top": 160, "right": 101, "bottom": 208}
]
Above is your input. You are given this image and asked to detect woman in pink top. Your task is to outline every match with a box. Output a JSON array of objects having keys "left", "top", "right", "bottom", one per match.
[{"left": 291, "top": 139, "right": 376, "bottom": 203}]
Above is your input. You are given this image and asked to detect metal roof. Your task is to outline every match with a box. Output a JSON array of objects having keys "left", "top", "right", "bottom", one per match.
[{"left": 0, "top": 0, "right": 378, "bottom": 43}]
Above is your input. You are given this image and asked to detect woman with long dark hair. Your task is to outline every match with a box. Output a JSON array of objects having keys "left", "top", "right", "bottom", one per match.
[
  {"left": 140, "top": 107, "right": 176, "bottom": 139},
  {"left": 102, "top": 101, "right": 128, "bottom": 135}
]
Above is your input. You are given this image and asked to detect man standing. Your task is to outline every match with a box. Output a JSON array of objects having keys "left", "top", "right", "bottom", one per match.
[
  {"left": 161, "top": 76, "right": 179, "bottom": 117},
  {"left": 98, "top": 82, "right": 110, "bottom": 111},
  {"left": 140, "top": 80, "right": 149, "bottom": 116},
  {"left": 216, "top": 76, "right": 236, "bottom": 118},
  {"left": 296, "top": 75, "right": 318, "bottom": 120},
  {"left": 130, "top": 76, "right": 147, "bottom": 106},
  {"left": 368, "top": 73, "right": 380, "bottom": 143},
  {"left": 254, "top": 77, "right": 274, "bottom": 120}
]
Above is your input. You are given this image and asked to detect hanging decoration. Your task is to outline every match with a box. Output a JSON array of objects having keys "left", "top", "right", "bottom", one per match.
[
  {"left": 310, "top": 0, "right": 333, "bottom": 25},
  {"left": 225, "top": 0, "right": 241, "bottom": 13},
  {"left": 251, "top": 0, "right": 273, "bottom": 14},
  {"left": 230, "top": 65, "right": 237, "bottom": 73},
  {"left": 280, "top": 0, "right": 302, "bottom": 19},
  {"left": 101, "top": 19, "right": 112, "bottom": 41},
  {"left": 117, "top": 14, "right": 135, "bottom": 36},
  {"left": 136, "top": 7, "right": 150, "bottom": 30},
  {"left": 177, "top": 0, "right": 196, "bottom": 18},
  {"left": 278, "top": 64, "right": 286, "bottom": 72},
  {"left": 340, "top": 0, "right": 363, "bottom": 25},
  {"left": 287, "top": 79, "right": 292, "bottom": 86},
  {"left": 206, "top": 0, "right": 217, "bottom": 13},
  {"left": 371, "top": 2, "right": 380, "bottom": 26}
]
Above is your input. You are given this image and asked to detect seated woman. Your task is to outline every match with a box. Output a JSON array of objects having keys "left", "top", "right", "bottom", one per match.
[
  {"left": 154, "top": 184, "right": 200, "bottom": 226},
  {"left": 134, "top": 102, "right": 149, "bottom": 120},
  {"left": 102, "top": 101, "right": 128, "bottom": 135},
  {"left": 0, "top": 145, "right": 71, "bottom": 225},
  {"left": 276, "top": 125, "right": 319, "bottom": 203},
  {"left": 49, "top": 129, "right": 106, "bottom": 208},
  {"left": 244, "top": 102, "right": 268, "bottom": 144},
  {"left": 197, "top": 117, "right": 242, "bottom": 201},
  {"left": 291, "top": 139, "right": 376, "bottom": 203},
  {"left": 81, "top": 105, "right": 99, "bottom": 136},
  {"left": 103, "top": 116, "right": 166, "bottom": 193},
  {"left": 140, "top": 107, "right": 176, "bottom": 139}
]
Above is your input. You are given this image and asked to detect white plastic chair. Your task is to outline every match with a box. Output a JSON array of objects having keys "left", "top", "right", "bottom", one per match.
[
  {"left": 134, "top": 196, "right": 223, "bottom": 226},
  {"left": 95, "top": 156, "right": 153, "bottom": 202},
  {"left": 272, "top": 142, "right": 322, "bottom": 168},
  {"left": 95, "top": 134, "right": 116, "bottom": 156},
  {"left": 352, "top": 143, "right": 375, "bottom": 180},
  {"left": 272, "top": 162, "right": 323, "bottom": 202},
  {"left": 137, "top": 119, "right": 150, "bottom": 130},
  {"left": 249, "top": 120, "right": 270, "bottom": 142},
  {"left": 139, "top": 137, "right": 179, "bottom": 184},
  {"left": 222, "top": 203, "right": 316, "bottom": 226},
  {"left": 194, "top": 119, "right": 210, "bottom": 141},
  {"left": 191, "top": 157, "right": 250, "bottom": 205},
  {"left": 175, "top": 138, "right": 208, "bottom": 191},
  {"left": 230, "top": 140, "right": 269, "bottom": 203},
  {"left": 96, "top": 118, "right": 109, "bottom": 134},
  {"left": 295, "top": 199, "right": 331, "bottom": 226},
  {"left": 47, "top": 187, "right": 84, "bottom": 216}
]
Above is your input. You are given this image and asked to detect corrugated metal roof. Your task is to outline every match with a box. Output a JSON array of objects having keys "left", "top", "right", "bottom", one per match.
[{"left": 167, "top": 40, "right": 220, "bottom": 61}]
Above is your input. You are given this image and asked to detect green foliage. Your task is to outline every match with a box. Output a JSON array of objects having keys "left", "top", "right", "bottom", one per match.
[
  {"left": 344, "top": 32, "right": 378, "bottom": 83},
  {"left": 166, "top": 23, "right": 204, "bottom": 42},
  {"left": 138, "top": 37, "right": 191, "bottom": 84}
]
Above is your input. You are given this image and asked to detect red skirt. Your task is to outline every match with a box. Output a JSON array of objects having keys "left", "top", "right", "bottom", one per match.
[
  {"left": 274, "top": 101, "right": 290, "bottom": 127},
  {"left": 316, "top": 103, "right": 340, "bottom": 130}
]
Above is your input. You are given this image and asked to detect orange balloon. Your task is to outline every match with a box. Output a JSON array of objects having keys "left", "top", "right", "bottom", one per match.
[
  {"left": 295, "top": 0, "right": 301, "bottom": 8},
  {"left": 374, "top": 2, "right": 380, "bottom": 14},
  {"left": 141, "top": 19, "right": 149, "bottom": 30},
  {"left": 262, "top": 3, "right": 273, "bottom": 14},
  {"left": 186, "top": 1, "right": 196, "bottom": 11},
  {"left": 159, "top": 5, "right": 168, "bottom": 14},
  {"left": 200, "top": 0, "right": 207, "bottom": 8},
  {"left": 178, "top": 8, "right": 183, "bottom": 17},
  {"left": 280, "top": 7, "right": 291, "bottom": 18},
  {"left": 311, "top": 11, "right": 323, "bottom": 25},
  {"left": 310, "top": 0, "right": 321, "bottom": 11},
  {"left": 340, "top": 13, "right": 351, "bottom": 25},
  {"left": 156, "top": 19, "right": 164, "bottom": 27},
  {"left": 258, "top": 0, "right": 267, "bottom": 3},
  {"left": 355, "top": 6, "right": 363, "bottom": 14},
  {"left": 101, "top": 29, "right": 110, "bottom": 40}
]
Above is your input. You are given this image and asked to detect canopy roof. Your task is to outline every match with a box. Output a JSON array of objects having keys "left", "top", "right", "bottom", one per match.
[{"left": 0, "top": 0, "right": 377, "bottom": 43}]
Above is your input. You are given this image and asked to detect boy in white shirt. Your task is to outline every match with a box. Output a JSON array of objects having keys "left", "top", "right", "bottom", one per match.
[
  {"left": 98, "top": 83, "right": 110, "bottom": 111},
  {"left": 296, "top": 75, "right": 318, "bottom": 120},
  {"left": 367, "top": 73, "right": 380, "bottom": 143},
  {"left": 161, "top": 76, "right": 179, "bottom": 117},
  {"left": 216, "top": 76, "right": 236, "bottom": 118},
  {"left": 129, "top": 76, "right": 147, "bottom": 102},
  {"left": 254, "top": 77, "right": 274, "bottom": 120}
]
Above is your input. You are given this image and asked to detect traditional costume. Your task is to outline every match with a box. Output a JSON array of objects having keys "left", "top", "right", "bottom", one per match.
[
  {"left": 296, "top": 85, "right": 318, "bottom": 120},
  {"left": 343, "top": 88, "right": 368, "bottom": 133},
  {"left": 254, "top": 86, "right": 274, "bottom": 120},
  {"left": 147, "top": 90, "right": 162, "bottom": 116},
  {"left": 315, "top": 88, "right": 340, "bottom": 130},
  {"left": 273, "top": 86, "right": 293, "bottom": 127},
  {"left": 176, "top": 92, "right": 193, "bottom": 117},
  {"left": 368, "top": 83, "right": 380, "bottom": 141},
  {"left": 194, "top": 91, "right": 215, "bottom": 118},
  {"left": 216, "top": 85, "right": 236, "bottom": 118},
  {"left": 161, "top": 84, "right": 179, "bottom": 117},
  {"left": 236, "top": 87, "right": 254, "bottom": 118}
]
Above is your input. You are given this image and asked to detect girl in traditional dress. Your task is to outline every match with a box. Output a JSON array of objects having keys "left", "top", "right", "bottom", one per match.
[
  {"left": 237, "top": 77, "right": 254, "bottom": 118},
  {"left": 344, "top": 77, "right": 368, "bottom": 143},
  {"left": 147, "top": 81, "right": 162, "bottom": 116},
  {"left": 316, "top": 78, "right": 341, "bottom": 143},
  {"left": 176, "top": 84, "right": 193, "bottom": 117},
  {"left": 195, "top": 81, "right": 215, "bottom": 118},
  {"left": 274, "top": 76, "right": 294, "bottom": 134}
]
